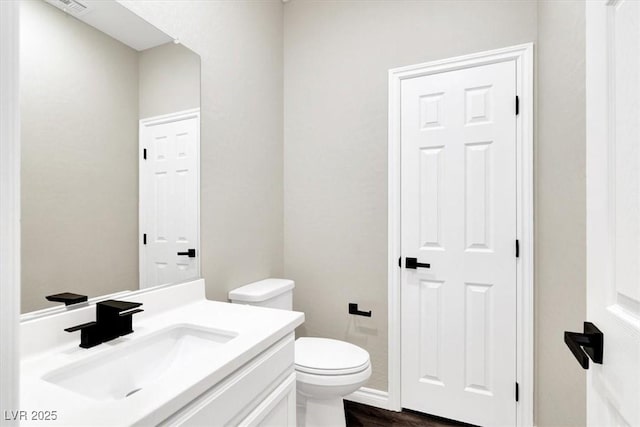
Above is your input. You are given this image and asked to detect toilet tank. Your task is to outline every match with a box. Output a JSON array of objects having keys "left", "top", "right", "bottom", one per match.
[{"left": 228, "top": 278, "right": 294, "bottom": 310}]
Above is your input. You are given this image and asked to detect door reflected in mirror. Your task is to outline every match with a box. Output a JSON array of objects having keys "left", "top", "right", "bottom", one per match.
[{"left": 20, "top": 0, "right": 201, "bottom": 313}]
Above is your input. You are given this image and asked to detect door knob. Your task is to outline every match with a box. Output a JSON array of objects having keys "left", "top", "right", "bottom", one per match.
[
  {"left": 405, "top": 257, "right": 430, "bottom": 269},
  {"left": 177, "top": 248, "right": 196, "bottom": 258},
  {"left": 564, "top": 322, "right": 603, "bottom": 369}
]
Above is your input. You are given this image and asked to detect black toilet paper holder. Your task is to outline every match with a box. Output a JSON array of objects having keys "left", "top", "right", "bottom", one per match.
[{"left": 348, "top": 303, "right": 372, "bottom": 317}]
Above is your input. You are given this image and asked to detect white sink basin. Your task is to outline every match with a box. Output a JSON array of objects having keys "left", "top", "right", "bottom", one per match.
[{"left": 43, "top": 324, "right": 237, "bottom": 401}]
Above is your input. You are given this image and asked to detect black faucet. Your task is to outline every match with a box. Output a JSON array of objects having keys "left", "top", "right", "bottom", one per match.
[{"left": 64, "top": 300, "right": 144, "bottom": 348}]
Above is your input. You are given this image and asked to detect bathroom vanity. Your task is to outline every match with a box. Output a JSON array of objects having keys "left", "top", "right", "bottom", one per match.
[{"left": 20, "top": 280, "right": 304, "bottom": 426}]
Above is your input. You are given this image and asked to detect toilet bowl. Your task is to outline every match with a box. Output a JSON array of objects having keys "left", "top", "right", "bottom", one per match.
[
  {"left": 295, "top": 337, "right": 371, "bottom": 427},
  {"left": 229, "top": 279, "right": 372, "bottom": 427}
]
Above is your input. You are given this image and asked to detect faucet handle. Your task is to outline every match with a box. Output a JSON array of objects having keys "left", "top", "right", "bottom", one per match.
[
  {"left": 64, "top": 321, "right": 101, "bottom": 349},
  {"left": 119, "top": 308, "right": 144, "bottom": 317},
  {"left": 64, "top": 321, "right": 97, "bottom": 333}
]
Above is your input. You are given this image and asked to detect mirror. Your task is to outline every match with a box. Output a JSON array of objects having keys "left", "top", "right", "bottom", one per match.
[{"left": 20, "top": 0, "right": 201, "bottom": 313}]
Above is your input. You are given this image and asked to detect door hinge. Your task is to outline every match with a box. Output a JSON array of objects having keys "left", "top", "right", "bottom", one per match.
[
  {"left": 398, "top": 257, "right": 401, "bottom": 268},
  {"left": 516, "top": 239, "right": 520, "bottom": 258},
  {"left": 515, "top": 96, "right": 520, "bottom": 115},
  {"left": 515, "top": 382, "right": 519, "bottom": 402},
  {"left": 143, "top": 148, "right": 147, "bottom": 160},
  {"left": 143, "top": 233, "right": 147, "bottom": 245}
]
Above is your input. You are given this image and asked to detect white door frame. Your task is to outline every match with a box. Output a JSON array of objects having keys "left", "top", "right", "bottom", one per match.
[
  {"left": 586, "top": 1, "right": 640, "bottom": 425},
  {"left": 388, "top": 43, "right": 534, "bottom": 426},
  {"left": 0, "top": 1, "right": 21, "bottom": 424},
  {"left": 139, "top": 108, "right": 201, "bottom": 288}
]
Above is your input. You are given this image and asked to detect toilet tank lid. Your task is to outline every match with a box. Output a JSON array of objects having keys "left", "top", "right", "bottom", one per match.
[{"left": 228, "top": 278, "right": 295, "bottom": 302}]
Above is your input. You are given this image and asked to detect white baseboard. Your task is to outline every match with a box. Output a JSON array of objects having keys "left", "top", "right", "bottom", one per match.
[{"left": 344, "top": 387, "right": 396, "bottom": 412}]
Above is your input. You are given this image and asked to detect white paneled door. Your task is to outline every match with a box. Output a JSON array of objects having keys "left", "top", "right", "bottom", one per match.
[
  {"left": 586, "top": 1, "right": 640, "bottom": 426},
  {"left": 400, "top": 61, "right": 517, "bottom": 426},
  {"left": 140, "top": 109, "right": 200, "bottom": 289}
]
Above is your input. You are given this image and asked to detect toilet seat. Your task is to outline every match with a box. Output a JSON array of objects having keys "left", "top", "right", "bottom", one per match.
[
  {"left": 295, "top": 337, "right": 370, "bottom": 376},
  {"left": 294, "top": 337, "right": 373, "bottom": 426},
  {"left": 295, "top": 362, "right": 370, "bottom": 376}
]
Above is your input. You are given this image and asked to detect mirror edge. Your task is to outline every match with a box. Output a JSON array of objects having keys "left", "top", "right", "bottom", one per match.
[{"left": 20, "top": 280, "right": 199, "bottom": 323}]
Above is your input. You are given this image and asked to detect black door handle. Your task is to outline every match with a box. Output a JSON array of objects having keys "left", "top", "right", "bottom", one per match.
[
  {"left": 177, "top": 249, "right": 196, "bottom": 258},
  {"left": 405, "top": 257, "right": 430, "bottom": 269},
  {"left": 564, "top": 322, "right": 603, "bottom": 369}
]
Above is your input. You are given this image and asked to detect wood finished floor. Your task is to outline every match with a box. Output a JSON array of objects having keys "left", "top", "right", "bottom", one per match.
[{"left": 344, "top": 401, "right": 475, "bottom": 427}]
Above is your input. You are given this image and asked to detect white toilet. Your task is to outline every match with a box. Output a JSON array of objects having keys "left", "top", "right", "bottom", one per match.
[{"left": 229, "top": 279, "right": 371, "bottom": 427}]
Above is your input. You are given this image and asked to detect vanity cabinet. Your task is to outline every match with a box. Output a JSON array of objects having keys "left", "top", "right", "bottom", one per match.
[
  {"left": 158, "top": 334, "right": 296, "bottom": 427},
  {"left": 237, "top": 373, "right": 296, "bottom": 426},
  {"left": 20, "top": 281, "right": 304, "bottom": 427}
]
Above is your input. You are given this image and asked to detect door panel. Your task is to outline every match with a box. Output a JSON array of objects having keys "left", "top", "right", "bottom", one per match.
[
  {"left": 586, "top": 1, "right": 640, "bottom": 425},
  {"left": 140, "top": 111, "right": 199, "bottom": 288},
  {"left": 401, "top": 61, "right": 517, "bottom": 427}
]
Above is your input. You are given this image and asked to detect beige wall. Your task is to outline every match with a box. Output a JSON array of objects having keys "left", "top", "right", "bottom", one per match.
[
  {"left": 284, "top": 0, "right": 537, "bottom": 393},
  {"left": 138, "top": 42, "right": 201, "bottom": 119},
  {"left": 122, "top": 0, "right": 285, "bottom": 303},
  {"left": 21, "top": 0, "right": 283, "bottom": 310},
  {"left": 284, "top": 0, "right": 586, "bottom": 425},
  {"left": 20, "top": 0, "right": 139, "bottom": 313},
  {"left": 536, "top": 1, "right": 586, "bottom": 426},
  {"left": 20, "top": 0, "right": 587, "bottom": 423}
]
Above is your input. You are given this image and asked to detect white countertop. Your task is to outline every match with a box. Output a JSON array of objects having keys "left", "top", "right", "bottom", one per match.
[{"left": 19, "top": 279, "right": 304, "bottom": 426}]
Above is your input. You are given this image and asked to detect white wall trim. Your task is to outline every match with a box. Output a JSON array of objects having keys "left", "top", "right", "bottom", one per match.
[
  {"left": 387, "top": 43, "right": 534, "bottom": 427},
  {"left": 345, "top": 387, "right": 392, "bottom": 411},
  {"left": 0, "top": 0, "right": 20, "bottom": 423},
  {"left": 139, "top": 108, "right": 201, "bottom": 289},
  {"left": 139, "top": 107, "right": 201, "bottom": 126}
]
